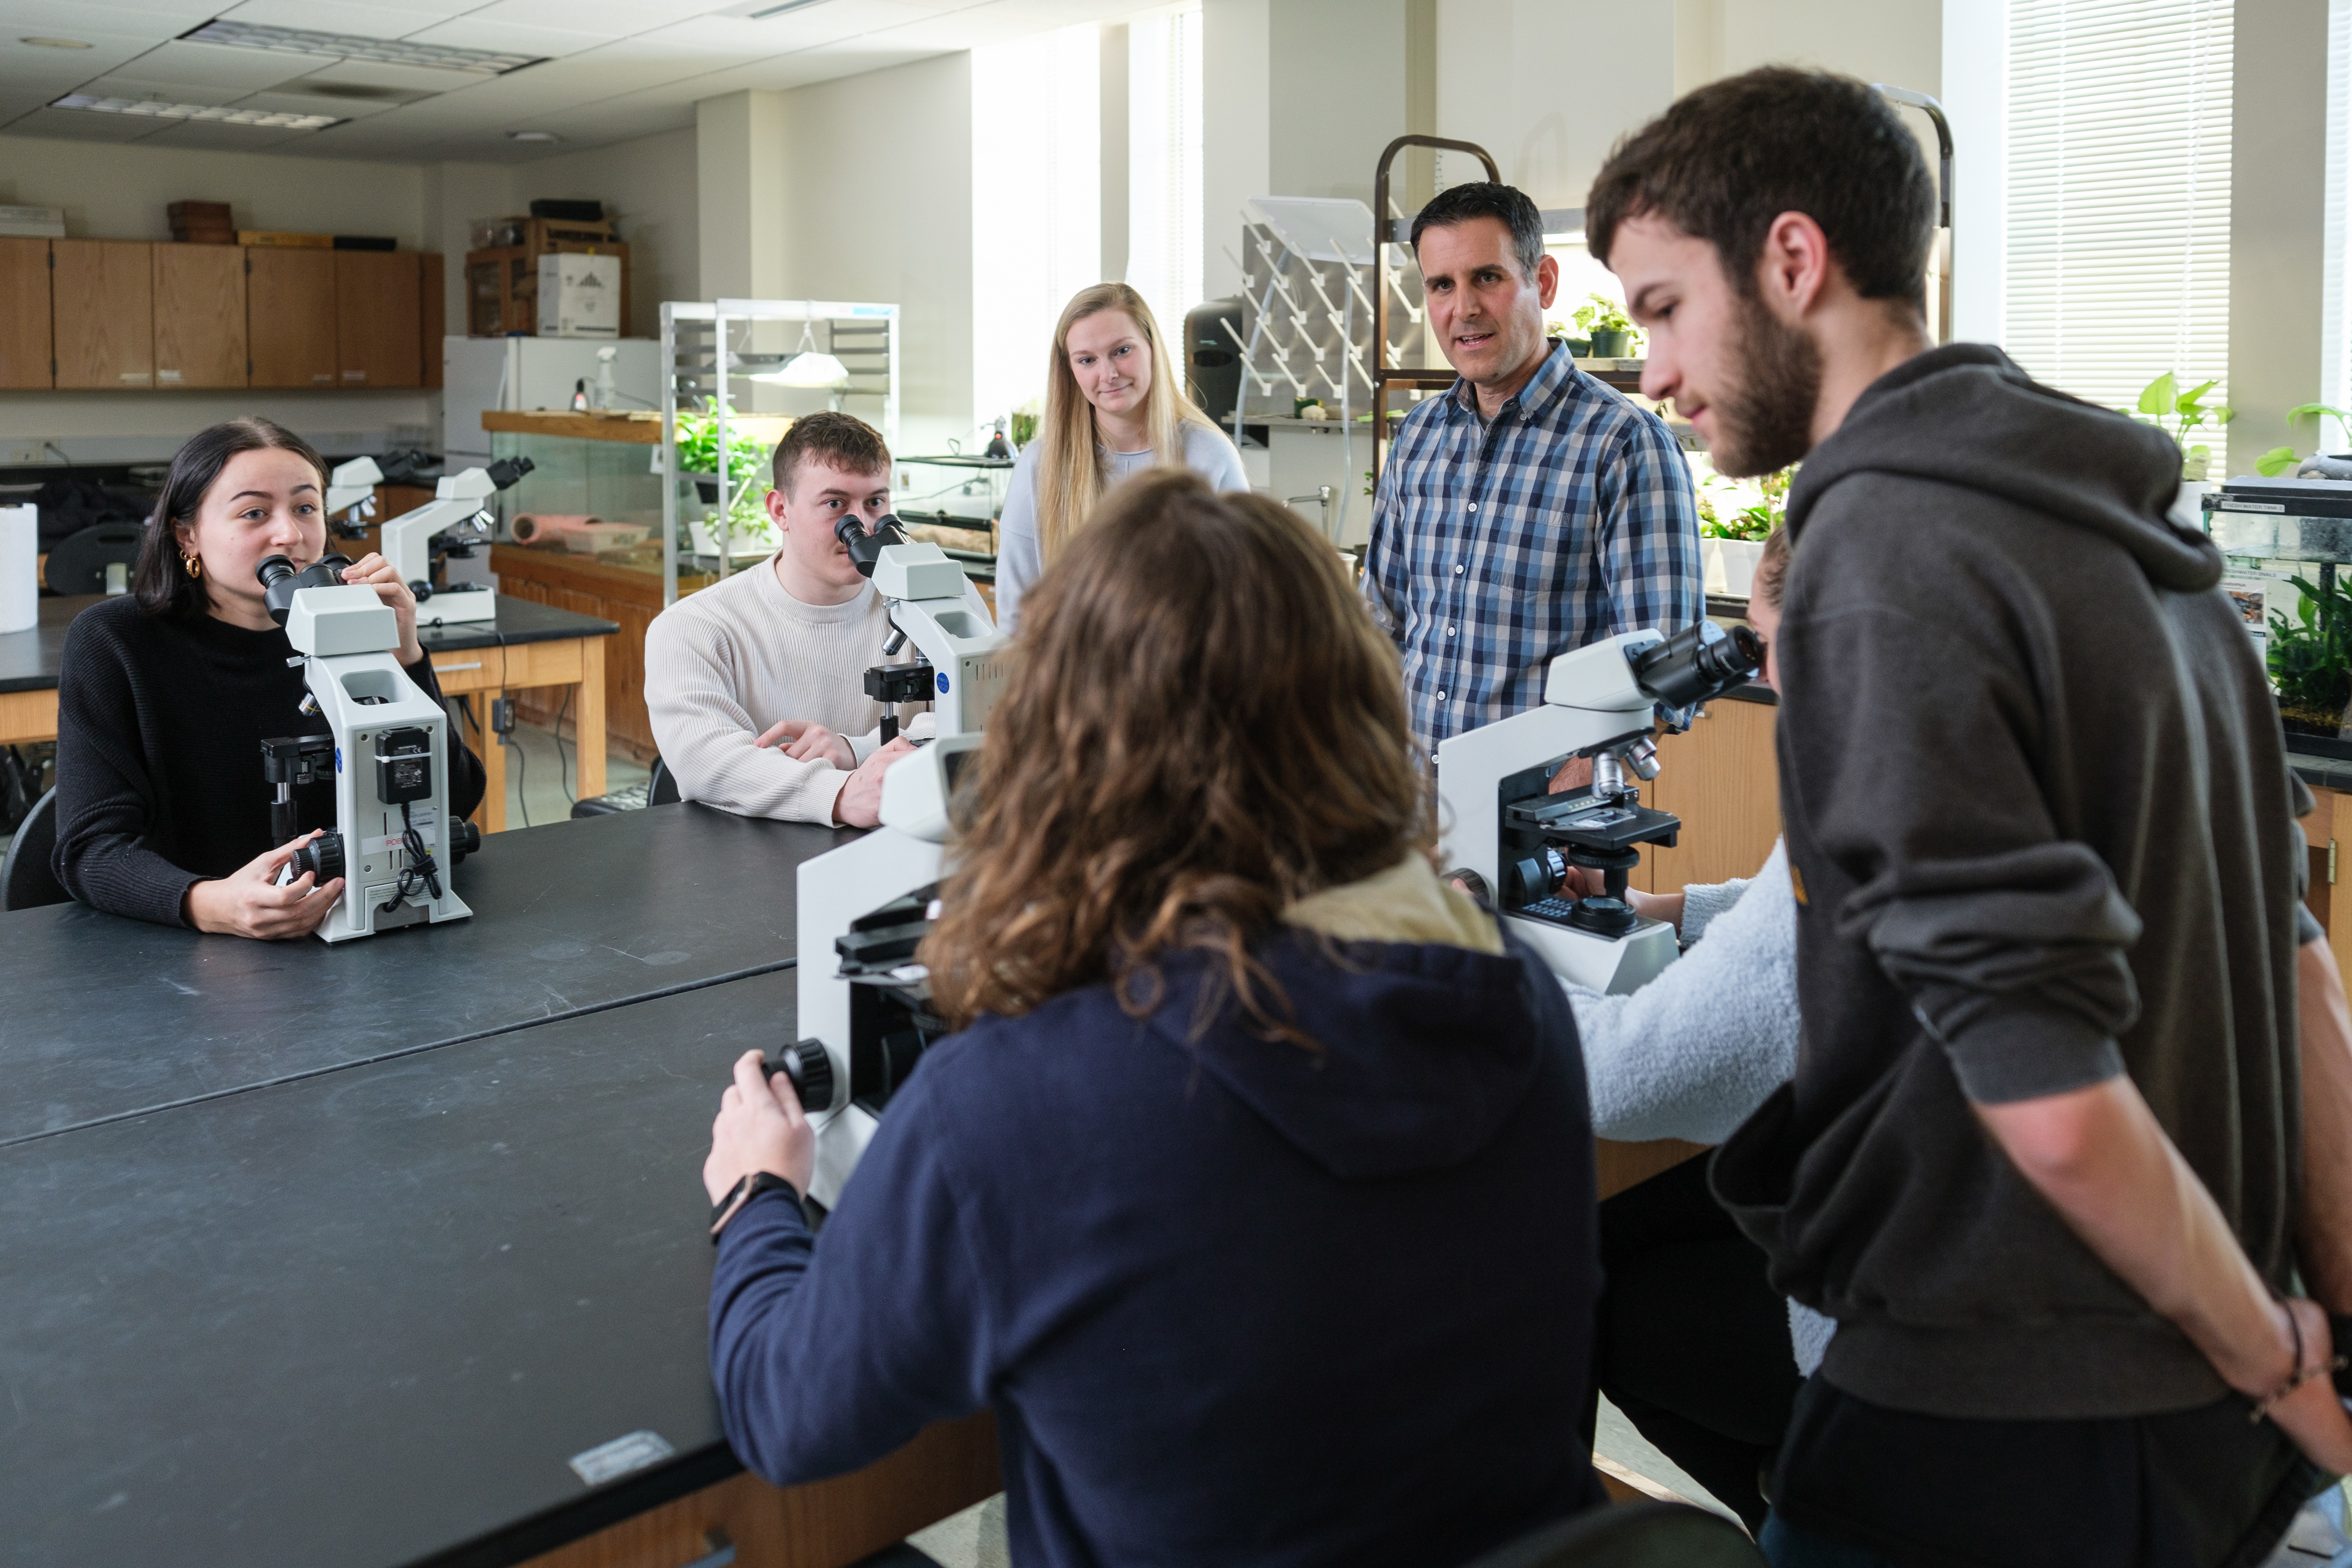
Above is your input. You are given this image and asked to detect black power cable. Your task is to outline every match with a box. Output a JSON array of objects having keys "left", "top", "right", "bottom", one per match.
[{"left": 380, "top": 799, "right": 443, "bottom": 914}]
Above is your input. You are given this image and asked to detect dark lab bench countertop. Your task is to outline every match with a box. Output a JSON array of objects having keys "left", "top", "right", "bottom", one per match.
[
  {"left": 0, "top": 964, "right": 797, "bottom": 1568},
  {"left": 0, "top": 594, "right": 617, "bottom": 695},
  {"left": 0, "top": 804, "right": 853, "bottom": 1146}
]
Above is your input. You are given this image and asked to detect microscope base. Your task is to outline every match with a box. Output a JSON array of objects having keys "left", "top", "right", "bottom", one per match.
[
  {"left": 318, "top": 888, "right": 473, "bottom": 943},
  {"left": 415, "top": 586, "right": 499, "bottom": 624},
  {"left": 1502, "top": 911, "right": 1678, "bottom": 995}
]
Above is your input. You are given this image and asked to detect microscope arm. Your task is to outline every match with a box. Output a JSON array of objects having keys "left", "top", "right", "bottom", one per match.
[{"left": 378, "top": 499, "right": 487, "bottom": 589}]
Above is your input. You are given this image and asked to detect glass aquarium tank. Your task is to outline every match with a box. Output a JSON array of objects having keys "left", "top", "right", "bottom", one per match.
[{"left": 2203, "top": 478, "right": 2352, "bottom": 748}]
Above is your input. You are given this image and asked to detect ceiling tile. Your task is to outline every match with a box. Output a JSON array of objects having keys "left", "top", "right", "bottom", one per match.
[
  {"left": 137, "top": 117, "right": 314, "bottom": 149},
  {"left": 467, "top": 0, "right": 740, "bottom": 32},
  {"left": 402, "top": 16, "right": 619, "bottom": 56},
  {"left": 235, "top": 87, "right": 408, "bottom": 119},
  {"left": 295, "top": 56, "right": 490, "bottom": 93},
  {"left": 74, "top": 73, "right": 250, "bottom": 105},
  {"left": 210, "top": 0, "right": 474, "bottom": 38}
]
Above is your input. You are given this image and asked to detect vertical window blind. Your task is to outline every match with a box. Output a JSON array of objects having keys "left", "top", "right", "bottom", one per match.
[
  {"left": 2321, "top": 0, "right": 2352, "bottom": 439},
  {"left": 2003, "top": 0, "right": 2233, "bottom": 417}
]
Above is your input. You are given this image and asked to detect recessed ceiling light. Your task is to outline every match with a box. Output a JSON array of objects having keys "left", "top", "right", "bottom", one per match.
[
  {"left": 19, "top": 37, "right": 93, "bottom": 49},
  {"left": 747, "top": 0, "right": 834, "bottom": 17},
  {"left": 50, "top": 94, "right": 344, "bottom": 131},
  {"left": 181, "top": 20, "right": 545, "bottom": 76},
  {"left": 508, "top": 130, "right": 561, "bottom": 143}
]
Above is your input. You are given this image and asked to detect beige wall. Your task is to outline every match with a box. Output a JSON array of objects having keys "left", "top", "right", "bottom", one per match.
[
  {"left": 512, "top": 128, "right": 699, "bottom": 341},
  {"left": 2229, "top": 0, "right": 2329, "bottom": 476},
  {"left": 0, "top": 134, "right": 430, "bottom": 247}
]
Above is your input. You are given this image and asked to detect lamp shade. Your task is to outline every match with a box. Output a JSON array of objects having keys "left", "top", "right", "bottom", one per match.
[{"left": 752, "top": 350, "right": 850, "bottom": 389}]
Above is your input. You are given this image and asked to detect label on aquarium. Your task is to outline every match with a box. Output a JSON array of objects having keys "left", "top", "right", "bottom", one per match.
[
  {"left": 2219, "top": 499, "right": 2288, "bottom": 512},
  {"left": 2222, "top": 572, "right": 2276, "bottom": 652}
]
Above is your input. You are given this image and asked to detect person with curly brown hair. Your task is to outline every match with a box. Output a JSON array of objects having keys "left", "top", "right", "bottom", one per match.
[{"left": 701, "top": 469, "right": 1608, "bottom": 1566}]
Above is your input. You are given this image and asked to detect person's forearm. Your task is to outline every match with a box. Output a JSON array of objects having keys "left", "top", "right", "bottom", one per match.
[
  {"left": 1978, "top": 1076, "right": 2291, "bottom": 1395},
  {"left": 2298, "top": 938, "right": 2352, "bottom": 1309}
]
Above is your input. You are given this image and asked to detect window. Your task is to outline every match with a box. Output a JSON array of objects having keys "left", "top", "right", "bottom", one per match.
[
  {"left": 971, "top": 24, "right": 1102, "bottom": 434},
  {"left": 1127, "top": 5, "right": 1204, "bottom": 357},
  {"left": 2002, "top": 0, "right": 2233, "bottom": 417},
  {"left": 2323, "top": 0, "right": 2352, "bottom": 441}
]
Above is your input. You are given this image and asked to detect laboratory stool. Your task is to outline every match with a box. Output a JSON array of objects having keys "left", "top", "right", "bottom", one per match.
[
  {"left": 43, "top": 523, "right": 147, "bottom": 597},
  {"left": 570, "top": 756, "right": 679, "bottom": 818},
  {"left": 1, "top": 787, "right": 68, "bottom": 912},
  {"left": 1461, "top": 1499, "right": 1763, "bottom": 1568}
]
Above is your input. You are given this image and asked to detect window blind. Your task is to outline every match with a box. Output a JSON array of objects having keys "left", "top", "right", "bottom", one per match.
[
  {"left": 2321, "top": 0, "right": 2352, "bottom": 442},
  {"left": 2002, "top": 0, "right": 2233, "bottom": 418}
]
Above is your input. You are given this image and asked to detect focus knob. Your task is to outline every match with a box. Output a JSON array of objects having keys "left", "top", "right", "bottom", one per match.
[
  {"left": 291, "top": 829, "right": 344, "bottom": 883},
  {"left": 765, "top": 1038, "right": 834, "bottom": 1112}
]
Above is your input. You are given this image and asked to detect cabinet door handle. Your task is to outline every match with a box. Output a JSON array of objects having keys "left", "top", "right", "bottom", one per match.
[{"left": 433, "top": 661, "right": 483, "bottom": 672}]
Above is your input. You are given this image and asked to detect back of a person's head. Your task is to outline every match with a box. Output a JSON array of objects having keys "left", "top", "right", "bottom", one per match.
[
  {"left": 924, "top": 469, "right": 1426, "bottom": 1029},
  {"left": 1586, "top": 66, "right": 1936, "bottom": 313},
  {"left": 771, "top": 409, "right": 890, "bottom": 495}
]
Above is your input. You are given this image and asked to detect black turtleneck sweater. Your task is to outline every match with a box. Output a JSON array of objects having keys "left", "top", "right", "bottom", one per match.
[{"left": 51, "top": 597, "right": 487, "bottom": 928}]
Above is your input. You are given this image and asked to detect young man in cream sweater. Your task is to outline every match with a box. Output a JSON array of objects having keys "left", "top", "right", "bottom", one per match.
[{"left": 646, "top": 412, "right": 917, "bottom": 828}]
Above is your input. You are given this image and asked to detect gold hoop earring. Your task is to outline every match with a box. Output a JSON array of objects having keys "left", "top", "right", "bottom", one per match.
[{"left": 180, "top": 551, "right": 201, "bottom": 580}]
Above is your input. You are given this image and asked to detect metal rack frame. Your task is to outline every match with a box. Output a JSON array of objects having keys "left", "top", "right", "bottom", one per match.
[{"left": 658, "top": 298, "right": 901, "bottom": 607}]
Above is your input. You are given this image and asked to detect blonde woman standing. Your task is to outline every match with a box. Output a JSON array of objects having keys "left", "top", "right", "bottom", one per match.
[{"left": 994, "top": 282, "right": 1248, "bottom": 629}]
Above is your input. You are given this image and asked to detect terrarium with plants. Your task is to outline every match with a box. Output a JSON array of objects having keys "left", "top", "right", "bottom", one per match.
[{"left": 2269, "top": 571, "right": 2352, "bottom": 739}]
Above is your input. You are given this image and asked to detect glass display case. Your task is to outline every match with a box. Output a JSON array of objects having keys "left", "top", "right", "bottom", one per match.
[{"left": 892, "top": 452, "right": 1010, "bottom": 579}]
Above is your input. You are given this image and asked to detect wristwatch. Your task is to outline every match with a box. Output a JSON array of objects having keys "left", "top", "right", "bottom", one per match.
[{"left": 709, "top": 1170, "right": 801, "bottom": 1242}]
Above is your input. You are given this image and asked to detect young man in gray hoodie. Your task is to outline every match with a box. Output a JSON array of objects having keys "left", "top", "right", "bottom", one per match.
[{"left": 1590, "top": 68, "right": 2352, "bottom": 1564}]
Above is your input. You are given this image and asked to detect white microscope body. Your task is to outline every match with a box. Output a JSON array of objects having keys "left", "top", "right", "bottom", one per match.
[
  {"left": 326, "top": 454, "right": 536, "bottom": 626},
  {"left": 787, "top": 522, "right": 1009, "bottom": 1208},
  {"left": 261, "top": 559, "right": 478, "bottom": 943},
  {"left": 1436, "top": 624, "right": 1761, "bottom": 996}
]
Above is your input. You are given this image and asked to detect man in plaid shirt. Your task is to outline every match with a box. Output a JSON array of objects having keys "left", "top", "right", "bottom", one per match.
[{"left": 1364, "top": 183, "right": 1703, "bottom": 763}]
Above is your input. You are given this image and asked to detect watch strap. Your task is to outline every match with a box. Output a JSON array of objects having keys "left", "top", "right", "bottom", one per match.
[{"left": 709, "top": 1170, "right": 801, "bottom": 1242}]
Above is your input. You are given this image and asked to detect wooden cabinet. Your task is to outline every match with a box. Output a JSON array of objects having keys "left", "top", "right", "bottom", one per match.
[
  {"left": 151, "top": 243, "right": 246, "bottom": 388},
  {"left": 0, "top": 238, "right": 50, "bottom": 388},
  {"left": 419, "top": 251, "right": 444, "bottom": 389},
  {"left": 247, "top": 247, "right": 336, "bottom": 389},
  {"left": 52, "top": 239, "right": 152, "bottom": 389},
  {"left": 1640, "top": 694, "right": 1780, "bottom": 893},
  {"left": 335, "top": 249, "right": 421, "bottom": 388}
]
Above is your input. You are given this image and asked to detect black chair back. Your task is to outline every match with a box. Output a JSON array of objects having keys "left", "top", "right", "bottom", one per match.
[
  {"left": 1461, "top": 1501, "right": 1764, "bottom": 1568},
  {"left": 648, "top": 756, "right": 680, "bottom": 806},
  {"left": 1, "top": 787, "right": 70, "bottom": 912},
  {"left": 44, "top": 523, "right": 148, "bottom": 596}
]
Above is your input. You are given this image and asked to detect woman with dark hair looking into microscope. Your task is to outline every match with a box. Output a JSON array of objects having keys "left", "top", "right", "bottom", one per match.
[
  {"left": 702, "top": 469, "right": 1609, "bottom": 1563},
  {"left": 51, "top": 416, "right": 485, "bottom": 938}
]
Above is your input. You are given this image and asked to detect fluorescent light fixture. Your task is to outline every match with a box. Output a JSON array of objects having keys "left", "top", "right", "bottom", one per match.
[
  {"left": 508, "top": 129, "right": 561, "bottom": 142},
  {"left": 19, "top": 37, "right": 93, "bottom": 49},
  {"left": 49, "top": 94, "right": 345, "bottom": 130},
  {"left": 751, "top": 351, "right": 851, "bottom": 388},
  {"left": 181, "top": 20, "right": 545, "bottom": 76},
  {"left": 747, "top": 0, "right": 836, "bottom": 18}
]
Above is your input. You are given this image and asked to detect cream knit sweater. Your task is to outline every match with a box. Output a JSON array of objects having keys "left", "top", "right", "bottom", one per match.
[{"left": 644, "top": 555, "right": 913, "bottom": 825}]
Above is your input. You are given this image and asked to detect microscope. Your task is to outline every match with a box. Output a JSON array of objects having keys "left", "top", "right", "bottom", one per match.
[
  {"left": 256, "top": 553, "right": 481, "bottom": 943},
  {"left": 326, "top": 454, "right": 535, "bottom": 625},
  {"left": 774, "top": 514, "right": 1009, "bottom": 1208},
  {"left": 1436, "top": 623, "right": 1761, "bottom": 995}
]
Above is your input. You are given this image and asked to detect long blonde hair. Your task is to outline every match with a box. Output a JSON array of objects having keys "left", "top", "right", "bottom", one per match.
[{"left": 1033, "top": 283, "right": 1217, "bottom": 565}]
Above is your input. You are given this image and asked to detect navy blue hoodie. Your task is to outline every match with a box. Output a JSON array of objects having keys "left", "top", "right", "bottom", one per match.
[{"left": 710, "top": 929, "right": 1605, "bottom": 1567}]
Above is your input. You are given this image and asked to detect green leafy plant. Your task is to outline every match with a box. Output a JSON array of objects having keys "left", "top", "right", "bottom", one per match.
[
  {"left": 673, "top": 404, "right": 776, "bottom": 548},
  {"left": 2129, "top": 372, "right": 2232, "bottom": 478},
  {"left": 1009, "top": 399, "right": 1040, "bottom": 449},
  {"left": 2256, "top": 403, "right": 2352, "bottom": 478},
  {"left": 1571, "top": 293, "right": 1642, "bottom": 355},
  {"left": 1697, "top": 465, "right": 1793, "bottom": 542},
  {"left": 2269, "top": 571, "right": 2352, "bottom": 728}
]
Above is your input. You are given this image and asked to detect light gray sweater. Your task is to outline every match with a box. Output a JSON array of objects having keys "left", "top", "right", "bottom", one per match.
[{"left": 1565, "top": 837, "right": 1835, "bottom": 1376}]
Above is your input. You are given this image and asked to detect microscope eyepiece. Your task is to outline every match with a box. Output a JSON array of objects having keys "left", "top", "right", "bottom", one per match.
[
  {"left": 1629, "top": 622, "right": 1763, "bottom": 709},
  {"left": 838, "top": 513, "right": 911, "bottom": 579},
  {"left": 256, "top": 553, "right": 358, "bottom": 626}
]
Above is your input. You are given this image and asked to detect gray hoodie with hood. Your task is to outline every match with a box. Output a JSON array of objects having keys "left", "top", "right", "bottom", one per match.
[{"left": 1710, "top": 343, "right": 2312, "bottom": 1420}]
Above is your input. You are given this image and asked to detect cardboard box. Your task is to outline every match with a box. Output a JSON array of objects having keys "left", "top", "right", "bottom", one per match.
[
  {"left": 0, "top": 205, "right": 64, "bottom": 238},
  {"left": 167, "top": 200, "right": 230, "bottom": 224},
  {"left": 536, "top": 251, "right": 623, "bottom": 338}
]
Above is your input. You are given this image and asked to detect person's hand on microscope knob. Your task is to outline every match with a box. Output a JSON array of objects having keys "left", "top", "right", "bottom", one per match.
[
  {"left": 337, "top": 552, "right": 425, "bottom": 666},
  {"left": 755, "top": 718, "right": 856, "bottom": 772},
  {"left": 830, "top": 737, "right": 918, "bottom": 828},
  {"left": 183, "top": 829, "right": 346, "bottom": 940},
  {"left": 705, "top": 1048, "right": 815, "bottom": 1207},
  {"left": 1563, "top": 865, "right": 1686, "bottom": 932}
]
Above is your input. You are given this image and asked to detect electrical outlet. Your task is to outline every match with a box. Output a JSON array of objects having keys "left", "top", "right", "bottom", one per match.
[{"left": 1, "top": 442, "right": 48, "bottom": 466}]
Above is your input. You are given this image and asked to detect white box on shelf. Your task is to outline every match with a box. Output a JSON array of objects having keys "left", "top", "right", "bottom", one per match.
[
  {"left": 1703, "top": 536, "right": 1766, "bottom": 597},
  {"left": 0, "top": 206, "right": 64, "bottom": 239},
  {"left": 536, "top": 253, "right": 622, "bottom": 339}
]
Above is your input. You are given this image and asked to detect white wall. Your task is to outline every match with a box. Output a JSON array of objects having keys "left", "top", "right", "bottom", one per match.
[
  {"left": 514, "top": 128, "right": 699, "bottom": 341},
  {"left": 1202, "top": 0, "right": 1270, "bottom": 300},
  {"left": 1435, "top": 1, "right": 1676, "bottom": 211},
  {"left": 777, "top": 53, "right": 976, "bottom": 457},
  {"left": 0, "top": 134, "right": 430, "bottom": 247}
]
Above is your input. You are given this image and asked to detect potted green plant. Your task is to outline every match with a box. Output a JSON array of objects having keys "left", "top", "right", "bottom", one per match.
[
  {"left": 1545, "top": 318, "right": 1593, "bottom": 357},
  {"left": 2255, "top": 404, "right": 2352, "bottom": 478},
  {"left": 1695, "top": 465, "right": 1792, "bottom": 597},
  {"left": 2127, "top": 372, "right": 2231, "bottom": 480},
  {"left": 673, "top": 404, "right": 777, "bottom": 560},
  {"left": 1572, "top": 294, "right": 1641, "bottom": 360}
]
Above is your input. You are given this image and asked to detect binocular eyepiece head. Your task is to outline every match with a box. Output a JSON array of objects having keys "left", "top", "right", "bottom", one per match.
[
  {"left": 1629, "top": 621, "right": 1764, "bottom": 709},
  {"left": 256, "top": 553, "right": 357, "bottom": 627},
  {"left": 836, "top": 513, "right": 910, "bottom": 579}
]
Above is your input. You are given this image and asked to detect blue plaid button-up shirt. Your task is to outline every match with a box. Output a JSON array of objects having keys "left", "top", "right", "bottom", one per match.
[{"left": 1364, "top": 342, "right": 1704, "bottom": 758}]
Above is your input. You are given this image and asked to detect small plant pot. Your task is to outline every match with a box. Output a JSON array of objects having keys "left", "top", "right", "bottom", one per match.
[
  {"left": 1704, "top": 536, "right": 1768, "bottom": 597},
  {"left": 1559, "top": 336, "right": 1593, "bottom": 358},
  {"left": 694, "top": 480, "right": 719, "bottom": 503},
  {"left": 1589, "top": 327, "right": 1630, "bottom": 359}
]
